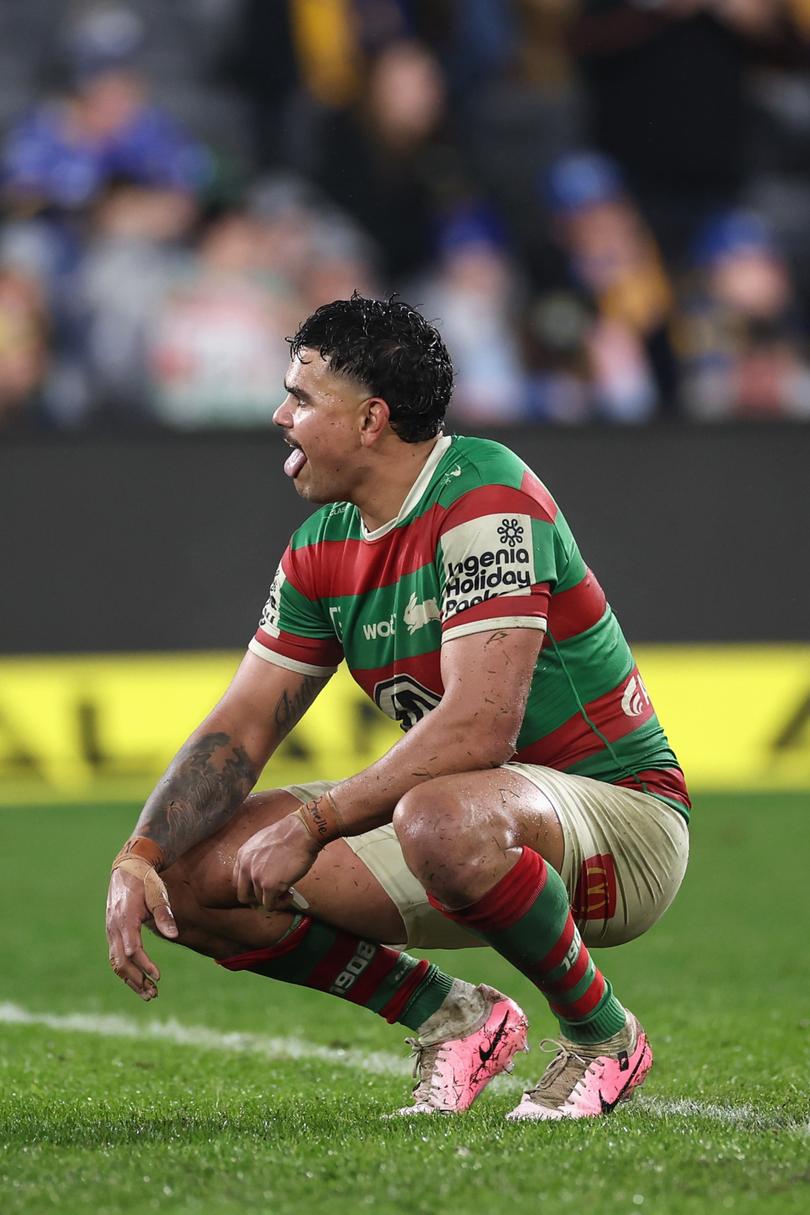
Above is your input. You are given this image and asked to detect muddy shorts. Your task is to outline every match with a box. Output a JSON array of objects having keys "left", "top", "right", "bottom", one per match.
[{"left": 283, "top": 765, "right": 689, "bottom": 950}]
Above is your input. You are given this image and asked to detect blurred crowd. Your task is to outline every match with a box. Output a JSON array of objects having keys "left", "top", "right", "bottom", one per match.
[{"left": 2, "top": 0, "right": 810, "bottom": 434}]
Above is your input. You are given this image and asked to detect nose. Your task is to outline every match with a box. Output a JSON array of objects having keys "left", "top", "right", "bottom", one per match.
[{"left": 273, "top": 395, "right": 294, "bottom": 429}]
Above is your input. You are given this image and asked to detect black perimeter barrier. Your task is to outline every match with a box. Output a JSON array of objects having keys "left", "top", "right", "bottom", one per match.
[{"left": 1, "top": 424, "right": 806, "bottom": 652}]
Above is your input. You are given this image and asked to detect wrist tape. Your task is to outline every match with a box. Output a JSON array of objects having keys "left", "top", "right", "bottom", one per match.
[
  {"left": 294, "top": 790, "right": 345, "bottom": 847},
  {"left": 114, "top": 857, "right": 171, "bottom": 916},
  {"left": 111, "top": 836, "right": 165, "bottom": 874}
]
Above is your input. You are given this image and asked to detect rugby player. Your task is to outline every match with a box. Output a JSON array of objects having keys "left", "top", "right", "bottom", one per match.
[{"left": 106, "top": 294, "right": 690, "bottom": 1120}]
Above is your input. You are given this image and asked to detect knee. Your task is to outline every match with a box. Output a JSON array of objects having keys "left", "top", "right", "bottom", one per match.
[{"left": 392, "top": 784, "right": 479, "bottom": 896}]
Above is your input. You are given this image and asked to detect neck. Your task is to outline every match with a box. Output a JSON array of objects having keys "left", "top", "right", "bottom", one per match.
[{"left": 355, "top": 435, "right": 442, "bottom": 532}]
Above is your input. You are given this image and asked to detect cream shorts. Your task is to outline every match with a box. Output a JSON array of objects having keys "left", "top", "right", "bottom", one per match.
[{"left": 284, "top": 765, "right": 689, "bottom": 951}]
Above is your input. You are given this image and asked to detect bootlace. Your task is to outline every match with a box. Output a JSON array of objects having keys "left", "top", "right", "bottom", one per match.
[
  {"left": 404, "top": 1036, "right": 444, "bottom": 1103},
  {"left": 525, "top": 1037, "right": 592, "bottom": 1104}
]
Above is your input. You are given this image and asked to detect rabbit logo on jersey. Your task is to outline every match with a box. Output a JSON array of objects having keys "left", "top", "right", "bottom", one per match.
[
  {"left": 259, "top": 565, "right": 285, "bottom": 636},
  {"left": 440, "top": 513, "right": 535, "bottom": 620}
]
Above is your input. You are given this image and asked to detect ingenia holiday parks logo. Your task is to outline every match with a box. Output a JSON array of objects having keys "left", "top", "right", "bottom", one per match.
[{"left": 440, "top": 514, "right": 536, "bottom": 619}]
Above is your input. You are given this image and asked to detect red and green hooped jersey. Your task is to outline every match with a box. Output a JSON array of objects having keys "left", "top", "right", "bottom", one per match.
[{"left": 250, "top": 435, "right": 690, "bottom": 819}]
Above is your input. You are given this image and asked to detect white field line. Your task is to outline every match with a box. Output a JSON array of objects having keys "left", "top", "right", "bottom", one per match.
[
  {"left": 0, "top": 1001, "right": 407, "bottom": 1077},
  {"left": 0, "top": 1002, "right": 800, "bottom": 1130}
]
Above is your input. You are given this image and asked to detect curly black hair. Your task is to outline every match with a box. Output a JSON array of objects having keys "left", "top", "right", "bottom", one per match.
[{"left": 288, "top": 293, "right": 454, "bottom": 443}]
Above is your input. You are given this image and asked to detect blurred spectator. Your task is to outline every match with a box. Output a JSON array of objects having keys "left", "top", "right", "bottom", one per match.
[
  {"left": 419, "top": 204, "right": 528, "bottom": 423},
  {"left": 247, "top": 173, "right": 380, "bottom": 316},
  {"left": 225, "top": 0, "right": 401, "bottom": 169},
  {"left": 297, "top": 220, "right": 379, "bottom": 316},
  {"left": 456, "top": 0, "right": 586, "bottom": 290},
  {"left": 745, "top": 0, "right": 810, "bottom": 312},
  {"left": 145, "top": 209, "right": 302, "bottom": 429},
  {"left": 541, "top": 151, "right": 675, "bottom": 420},
  {"left": 311, "top": 39, "right": 468, "bottom": 282},
  {"left": 675, "top": 209, "right": 810, "bottom": 418},
  {"left": 76, "top": 179, "right": 199, "bottom": 423},
  {"left": 524, "top": 291, "right": 662, "bottom": 424},
  {"left": 0, "top": 0, "right": 807, "bottom": 433},
  {"left": 0, "top": 268, "right": 50, "bottom": 432},
  {"left": 571, "top": 0, "right": 784, "bottom": 262},
  {"left": 2, "top": 2, "right": 211, "bottom": 213},
  {"left": 522, "top": 291, "right": 595, "bottom": 424}
]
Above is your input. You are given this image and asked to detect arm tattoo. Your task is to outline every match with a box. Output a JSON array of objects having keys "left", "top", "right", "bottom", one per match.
[
  {"left": 134, "top": 732, "right": 258, "bottom": 865},
  {"left": 273, "top": 674, "right": 327, "bottom": 742}
]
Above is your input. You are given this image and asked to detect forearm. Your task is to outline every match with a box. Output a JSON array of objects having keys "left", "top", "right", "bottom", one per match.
[
  {"left": 128, "top": 668, "right": 327, "bottom": 865},
  {"left": 132, "top": 727, "right": 260, "bottom": 866},
  {"left": 323, "top": 705, "right": 515, "bottom": 838}
]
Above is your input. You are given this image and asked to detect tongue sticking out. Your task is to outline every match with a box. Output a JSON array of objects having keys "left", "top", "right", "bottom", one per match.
[{"left": 284, "top": 447, "right": 307, "bottom": 478}]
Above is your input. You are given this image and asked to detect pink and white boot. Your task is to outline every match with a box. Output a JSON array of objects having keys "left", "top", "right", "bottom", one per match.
[
  {"left": 506, "top": 1012, "right": 652, "bottom": 1121},
  {"left": 392, "top": 984, "right": 529, "bottom": 1115}
]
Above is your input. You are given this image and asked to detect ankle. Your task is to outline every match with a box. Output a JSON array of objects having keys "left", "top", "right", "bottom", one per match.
[
  {"left": 413, "top": 979, "right": 492, "bottom": 1045},
  {"left": 560, "top": 998, "right": 630, "bottom": 1049}
]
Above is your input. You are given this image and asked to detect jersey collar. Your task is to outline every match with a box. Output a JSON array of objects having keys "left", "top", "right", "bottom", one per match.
[{"left": 360, "top": 434, "right": 453, "bottom": 542}]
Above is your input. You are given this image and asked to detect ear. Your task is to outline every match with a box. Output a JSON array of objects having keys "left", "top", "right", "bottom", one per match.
[{"left": 359, "top": 397, "right": 390, "bottom": 447}]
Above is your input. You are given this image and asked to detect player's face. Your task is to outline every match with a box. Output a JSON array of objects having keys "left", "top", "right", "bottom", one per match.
[{"left": 273, "top": 350, "right": 373, "bottom": 503}]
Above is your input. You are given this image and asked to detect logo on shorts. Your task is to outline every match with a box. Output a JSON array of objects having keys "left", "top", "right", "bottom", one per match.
[
  {"left": 573, "top": 854, "right": 618, "bottom": 922},
  {"left": 373, "top": 674, "right": 442, "bottom": 731}
]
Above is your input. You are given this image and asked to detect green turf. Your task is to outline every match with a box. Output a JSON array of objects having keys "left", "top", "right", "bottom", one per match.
[{"left": 1, "top": 794, "right": 808, "bottom": 1214}]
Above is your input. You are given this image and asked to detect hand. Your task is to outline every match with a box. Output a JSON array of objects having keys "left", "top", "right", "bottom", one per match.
[
  {"left": 106, "top": 863, "right": 178, "bottom": 1001},
  {"left": 233, "top": 812, "right": 320, "bottom": 911}
]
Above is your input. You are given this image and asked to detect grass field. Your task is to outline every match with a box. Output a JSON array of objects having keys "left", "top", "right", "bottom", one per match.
[{"left": 1, "top": 793, "right": 808, "bottom": 1215}]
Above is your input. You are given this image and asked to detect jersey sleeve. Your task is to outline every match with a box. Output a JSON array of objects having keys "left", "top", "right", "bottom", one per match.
[
  {"left": 249, "top": 545, "right": 344, "bottom": 676},
  {"left": 436, "top": 482, "right": 558, "bottom": 643}
]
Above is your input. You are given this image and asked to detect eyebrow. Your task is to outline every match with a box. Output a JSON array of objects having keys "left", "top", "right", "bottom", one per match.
[{"left": 284, "top": 381, "right": 313, "bottom": 404}]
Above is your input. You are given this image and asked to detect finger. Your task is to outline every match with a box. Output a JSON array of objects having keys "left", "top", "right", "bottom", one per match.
[
  {"left": 235, "top": 860, "right": 254, "bottom": 907},
  {"left": 110, "top": 949, "right": 157, "bottom": 998},
  {"left": 108, "top": 932, "right": 141, "bottom": 988},
  {"left": 125, "top": 974, "right": 158, "bottom": 1001},
  {"left": 143, "top": 870, "right": 179, "bottom": 939},
  {"left": 262, "top": 885, "right": 294, "bottom": 912},
  {"left": 152, "top": 904, "right": 178, "bottom": 940},
  {"left": 120, "top": 927, "right": 161, "bottom": 986}
]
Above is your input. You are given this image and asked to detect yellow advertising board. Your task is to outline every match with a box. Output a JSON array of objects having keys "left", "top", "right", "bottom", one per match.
[{"left": 0, "top": 646, "right": 808, "bottom": 803}]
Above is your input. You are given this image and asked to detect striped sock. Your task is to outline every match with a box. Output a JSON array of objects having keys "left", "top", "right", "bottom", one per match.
[
  {"left": 429, "top": 847, "right": 626, "bottom": 1045},
  {"left": 217, "top": 915, "right": 452, "bottom": 1031}
]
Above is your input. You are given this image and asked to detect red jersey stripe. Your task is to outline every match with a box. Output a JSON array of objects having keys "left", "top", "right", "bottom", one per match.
[
  {"left": 288, "top": 526, "right": 437, "bottom": 600},
  {"left": 350, "top": 650, "right": 445, "bottom": 695},
  {"left": 515, "top": 666, "right": 655, "bottom": 769},
  {"left": 548, "top": 570, "right": 607, "bottom": 642},
  {"left": 254, "top": 626, "right": 343, "bottom": 667},
  {"left": 519, "top": 469, "right": 559, "bottom": 521},
  {"left": 437, "top": 483, "right": 557, "bottom": 530},
  {"left": 441, "top": 586, "right": 550, "bottom": 635},
  {"left": 284, "top": 486, "right": 557, "bottom": 600}
]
